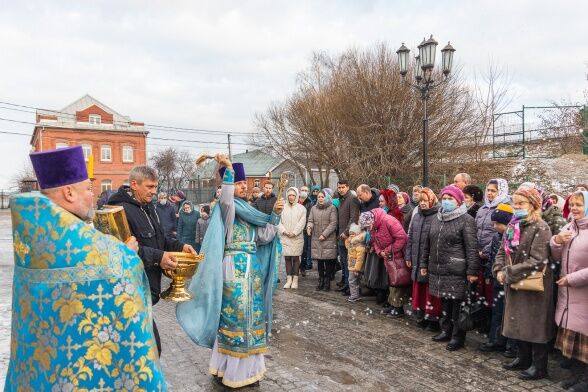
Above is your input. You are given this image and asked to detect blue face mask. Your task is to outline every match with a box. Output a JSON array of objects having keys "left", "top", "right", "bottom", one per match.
[
  {"left": 513, "top": 209, "right": 528, "bottom": 219},
  {"left": 441, "top": 199, "right": 457, "bottom": 212}
]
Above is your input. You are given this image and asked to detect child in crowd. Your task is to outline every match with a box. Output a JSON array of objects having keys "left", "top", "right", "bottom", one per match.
[
  {"left": 346, "top": 223, "right": 367, "bottom": 302},
  {"left": 195, "top": 204, "right": 211, "bottom": 253},
  {"left": 479, "top": 203, "right": 516, "bottom": 356}
]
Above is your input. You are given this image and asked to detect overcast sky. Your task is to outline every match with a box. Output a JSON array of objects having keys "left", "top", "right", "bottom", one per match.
[{"left": 0, "top": 0, "right": 586, "bottom": 189}]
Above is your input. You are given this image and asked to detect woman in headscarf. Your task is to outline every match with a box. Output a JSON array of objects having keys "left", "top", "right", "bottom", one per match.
[
  {"left": 397, "top": 191, "right": 414, "bottom": 233},
  {"left": 359, "top": 207, "right": 408, "bottom": 317},
  {"left": 278, "top": 187, "right": 308, "bottom": 289},
  {"left": 307, "top": 189, "right": 338, "bottom": 291},
  {"left": 177, "top": 201, "right": 199, "bottom": 250},
  {"left": 475, "top": 179, "right": 511, "bottom": 332},
  {"left": 550, "top": 191, "right": 588, "bottom": 390},
  {"left": 422, "top": 185, "right": 479, "bottom": 351},
  {"left": 406, "top": 188, "right": 442, "bottom": 330},
  {"left": 493, "top": 188, "right": 554, "bottom": 380}
]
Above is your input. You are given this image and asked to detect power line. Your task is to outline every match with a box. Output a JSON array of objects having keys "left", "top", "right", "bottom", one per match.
[{"left": 0, "top": 100, "right": 257, "bottom": 136}]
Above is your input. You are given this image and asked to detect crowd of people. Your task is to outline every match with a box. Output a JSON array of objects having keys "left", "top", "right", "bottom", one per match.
[{"left": 262, "top": 172, "right": 588, "bottom": 390}]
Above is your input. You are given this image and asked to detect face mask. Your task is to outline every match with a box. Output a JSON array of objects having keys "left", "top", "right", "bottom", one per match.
[
  {"left": 441, "top": 199, "right": 457, "bottom": 212},
  {"left": 513, "top": 209, "right": 528, "bottom": 219},
  {"left": 159, "top": 199, "right": 167, "bottom": 205},
  {"left": 300, "top": 191, "right": 308, "bottom": 199}
]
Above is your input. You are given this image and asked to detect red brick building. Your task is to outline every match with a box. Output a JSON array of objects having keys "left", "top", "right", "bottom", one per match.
[{"left": 30, "top": 95, "right": 148, "bottom": 196}]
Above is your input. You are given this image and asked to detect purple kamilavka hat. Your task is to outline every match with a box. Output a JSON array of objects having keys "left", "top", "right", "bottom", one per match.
[
  {"left": 219, "top": 162, "right": 246, "bottom": 182},
  {"left": 29, "top": 146, "right": 88, "bottom": 189}
]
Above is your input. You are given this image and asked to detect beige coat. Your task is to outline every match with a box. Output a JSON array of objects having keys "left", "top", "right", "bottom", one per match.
[
  {"left": 278, "top": 187, "right": 307, "bottom": 256},
  {"left": 307, "top": 203, "right": 338, "bottom": 260},
  {"left": 493, "top": 219, "right": 554, "bottom": 344}
]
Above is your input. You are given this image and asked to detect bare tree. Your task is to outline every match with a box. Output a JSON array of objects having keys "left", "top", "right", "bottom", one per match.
[
  {"left": 470, "top": 60, "right": 513, "bottom": 161},
  {"left": 254, "top": 43, "right": 478, "bottom": 189},
  {"left": 10, "top": 160, "right": 37, "bottom": 191},
  {"left": 537, "top": 98, "right": 583, "bottom": 155},
  {"left": 151, "top": 147, "right": 196, "bottom": 192}
]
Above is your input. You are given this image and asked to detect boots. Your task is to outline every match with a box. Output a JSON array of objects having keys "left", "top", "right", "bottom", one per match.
[
  {"left": 446, "top": 328, "right": 466, "bottom": 351},
  {"left": 315, "top": 277, "right": 324, "bottom": 291},
  {"left": 291, "top": 276, "right": 299, "bottom": 289},
  {"left": 283, "top": 276, "right": 293, "bottom": 289},
  {"left": 518, "top": 343, "right": 548, "bottom": 380}
]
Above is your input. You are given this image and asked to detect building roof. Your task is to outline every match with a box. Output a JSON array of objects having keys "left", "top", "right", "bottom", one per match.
[
  {"left": 31, "top": 94, "right": 146, "bottom": 145},
  {"left": 192, "top": 149, "right": 285, "bottom": 180}
]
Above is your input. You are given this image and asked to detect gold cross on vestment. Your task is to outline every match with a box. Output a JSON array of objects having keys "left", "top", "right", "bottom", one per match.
[
  {"left": 57, "top": 239, "right": 81, "bottom": 264},
  {"left": 121, "top": 331, "right": 145, "bottom": 357},
  {"left": 59, "top": 335, "right": 82, "bottom": 361},
  {"left": 87, "top": 284, "right": 113, "bottom": 310},
  {"left": 32, "top": 288, "right": 51, "bottom": 314}
]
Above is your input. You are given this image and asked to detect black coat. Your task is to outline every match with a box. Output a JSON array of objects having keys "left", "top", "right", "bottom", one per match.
[
  {"left": 253, "top": 193, "right": 277, "bottom": 215},
  {"left": 108, "top": 186, "right": 184, "bottom": 304},
  {"left": 405, "top": 205, "right": 439, "bottom": 283},
  {"left": 359, "top": 189, "right": 380, "bottom": 213},
  {"left": 155, "top": 201, "right": 177, "bottom": 237},
  {"left": 422, "top": 207, "right": 480, "bottom": 300}
]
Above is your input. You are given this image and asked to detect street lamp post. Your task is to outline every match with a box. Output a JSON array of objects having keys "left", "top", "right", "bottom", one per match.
[{"left": 397, "top": 36, "right": 455, "bottom": 187}]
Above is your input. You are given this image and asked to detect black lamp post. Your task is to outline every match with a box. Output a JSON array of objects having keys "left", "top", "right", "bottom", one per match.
[{"left": 397, "top": 36, "right": 455, "bottom": 187}]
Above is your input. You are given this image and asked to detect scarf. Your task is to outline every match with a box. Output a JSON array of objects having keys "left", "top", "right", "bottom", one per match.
[
  {"left": 503, "top": 215, "right": 525, "bottom": 259},
  {"left": 438, "top": 202, "right": 468, "bottom": 222}
]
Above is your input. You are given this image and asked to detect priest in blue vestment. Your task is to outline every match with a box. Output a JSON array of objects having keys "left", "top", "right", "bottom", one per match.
[
  {"left": 177, "top": 153, "right": 284, "bottom": 388},
  {"left": 4, "top": 146, "right": 166, "bottom": 391}
]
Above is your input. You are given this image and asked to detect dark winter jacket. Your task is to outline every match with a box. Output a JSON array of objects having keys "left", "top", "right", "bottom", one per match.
[
  {"left": 155, "top": 201, "right": 177, "bottom": 238},
  {"left": 300, "top": 197, "right": 314, "bottom": 219},
  {"left": 108, "top": 186, "right": 184, "bottom": 304},
  {"left": 400, "top": 204, "right": 414, "bottom": 233},
  {"left": 359, "top": 189, "right": 380, "bottom": 213},
  {"left": 467, "top": 202, "right": 482, "bottom": 219},
  {"left": 337, "top": 191, "right": 360, "bottom": 238},
  {"left": 485, "top": 232, "right": 503, "bottom": 280},
  {"left": 195, "top": 216, "right": 210, "bottom": 244},
  {"left": 253, "top": 193, "right": 277, "bottom": 215},
  {"left": 406, "top": 205, "right": 439, "bottom": 283},
  {"left": 422, "top": 204, "right": 480, "bottom": 300},
  {"left": 177, "top": 201, "right": 198, "bottom": 249}
]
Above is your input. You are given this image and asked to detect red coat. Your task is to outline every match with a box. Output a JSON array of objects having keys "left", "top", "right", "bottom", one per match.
[{"left": 369, "top": 208, "right": 408, "bottom": 283}]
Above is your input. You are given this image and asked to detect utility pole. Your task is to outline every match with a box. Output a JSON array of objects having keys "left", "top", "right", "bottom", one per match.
[{"left": 227, "top": 134, "right": 233, "bottom": 160}]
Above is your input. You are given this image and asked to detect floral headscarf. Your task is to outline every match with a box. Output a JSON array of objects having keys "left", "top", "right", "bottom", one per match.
[
  {"left": 485, "top": 178, "right": 510, "bottom": 208},
  {"left": 359, "top": 211, "right": 375, "bottom": 229}
]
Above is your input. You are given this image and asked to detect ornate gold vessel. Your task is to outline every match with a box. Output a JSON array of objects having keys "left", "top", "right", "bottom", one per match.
[
  {"left": 160, "top": 252, "right": 204, "bottom": 302},
  {"left": 93, "top": 205, "right": 132, "bottom": 243}
]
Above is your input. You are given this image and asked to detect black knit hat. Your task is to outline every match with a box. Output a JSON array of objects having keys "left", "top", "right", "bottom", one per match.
[
  {"left": 491, "top": 203, "right": 514, "bottom": 225},
  {"left": 463, "top": 185, "right": 484, "bottom": 203}
]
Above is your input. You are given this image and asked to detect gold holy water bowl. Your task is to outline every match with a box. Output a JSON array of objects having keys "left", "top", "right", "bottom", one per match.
[{"left": 160, "top": 252, "right": 204, "bottom": 302}]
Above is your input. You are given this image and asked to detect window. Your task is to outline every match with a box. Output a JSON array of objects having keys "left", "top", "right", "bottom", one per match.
[
  {"left": 89, "top": 114, "right": 101, "bottom": 124},
  {"left": 56, "top": 142, "right": 68, "bottom": 149},
  {"left": 100, "top": 145, "right": 112, "bottom": 162},
  {"left": 122, "top": 145, "right": 133, "bottom": 163},
  {"left": 101, "top": 180, "right": 112, "bottom": 192},
  {"left": 254, "top": 179, "right": 260, "bottom": 187},
  {"left": 81, "top": 144, "right": 92, "bottom": 161}
]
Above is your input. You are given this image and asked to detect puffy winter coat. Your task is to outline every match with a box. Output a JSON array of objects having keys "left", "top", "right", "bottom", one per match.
[
  {"left": 368, "top": 208, "right": 408, "bottom": 285},
  {"left": 405, "top": 205, "right": 439, "bottom": 282},
  {"left": 423, "top": 204, "right": 480, "bottom": 300},
  {"left": 476, "top": 179, "right": 511, "bottom": 260},
  {"left": 155, "top": 200, "right": 177, "bottom": 238},
  {"left": 550, "top": 217, "right": 588, "bottom": 336},
  {"left": 307, "top": 202, "right": 338, "bottom": 260},
  {"left": 278, "top": 187, "right": 308, "bottom": 256},
  {"left": 543, "top": 205, "right": 567, "bottom": 236},
  {"left": 253, "top": 193, "right": 277, "bottom": 215},
  {"left": 359, "top": 189, "right": 380, "bottom": 213},
  {"left": 177, "top": 201, "right": 198, "bottom": 249},
  {"left": 493, "top": 219, "right": 554, "bottom": 343}
]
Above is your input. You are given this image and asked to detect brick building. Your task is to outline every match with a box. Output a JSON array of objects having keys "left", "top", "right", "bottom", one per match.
[{"left": 30, "top": 95, "right": 147, "bottom": 196}]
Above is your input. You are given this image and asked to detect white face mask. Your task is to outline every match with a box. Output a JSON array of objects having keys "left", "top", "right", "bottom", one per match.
[{"left": 159, "top": 199, "right": 167, "bottom": 205}]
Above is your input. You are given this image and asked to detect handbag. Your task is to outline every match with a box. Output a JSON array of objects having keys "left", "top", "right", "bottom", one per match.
[
  {"left": 385, "top": 252, "right": 411, "bottom": 286},
  {"left": 457, "top": 282, "right": 486, "bottom": 331},
  {"left": 507, "top": 254, "right": 546, "bottom": 292}
]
